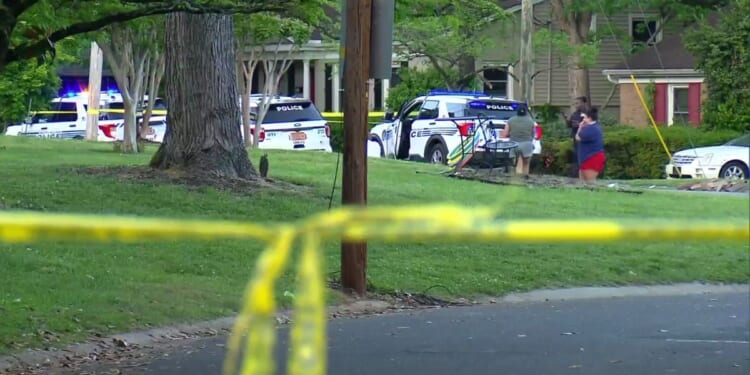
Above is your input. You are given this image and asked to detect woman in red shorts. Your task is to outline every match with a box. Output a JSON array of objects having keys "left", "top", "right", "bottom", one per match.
[{"left": 575, "top": 107, "right": 606, "bottom": 185}]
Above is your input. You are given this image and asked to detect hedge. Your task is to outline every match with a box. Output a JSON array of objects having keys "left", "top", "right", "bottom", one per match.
[
  {"left": 530, "top": 125, "right": 744, "bottom": 179},
  {"left": 323, "top": 115, "right": 386, "bottom": 152},
  {"left": 322, "top": 118, "right": 743, "bottom": 180}
]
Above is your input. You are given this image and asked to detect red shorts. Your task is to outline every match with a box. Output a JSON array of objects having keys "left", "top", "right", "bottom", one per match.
[{"left": 580, "top": 152, "right": 606, "bottom": 173}]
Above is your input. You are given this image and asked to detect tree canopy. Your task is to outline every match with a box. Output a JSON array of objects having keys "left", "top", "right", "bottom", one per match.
[
  {"left": 684, "top": 0, "right": 750, "bottom": 131},
  {"left": 0, "top": 0, "right": 328, "bottom": 70}
]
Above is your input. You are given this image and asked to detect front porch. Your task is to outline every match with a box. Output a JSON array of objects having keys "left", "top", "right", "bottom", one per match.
[{"left": 238, "top": 43, "right": 402, "bottom": 113}]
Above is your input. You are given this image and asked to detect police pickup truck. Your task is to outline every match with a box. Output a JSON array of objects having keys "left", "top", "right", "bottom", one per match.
[{"left": 366, "top": 90, "right": 542, "bottom": 165}]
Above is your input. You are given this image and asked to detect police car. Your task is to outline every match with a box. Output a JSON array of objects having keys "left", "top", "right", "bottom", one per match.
[
  {"left": 3, "top": 90, "right": 129, "bottom": 142},
  {"left": 366, "top": 90, "right": 542, "bottom": 165},
  {"left": 246, "top": 97, "right": 332, "bottom": 152}
]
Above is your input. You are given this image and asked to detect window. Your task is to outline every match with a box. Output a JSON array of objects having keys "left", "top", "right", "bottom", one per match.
[
  {"left": 32, "top": 102, "right": 78, "bottom": 123},
  {"left": 446, "top": 102, "right": 467, "bottom": 118},
  {"left": 482, "top": 68, "right": 508, "bottom": 97},
  {"left": 630, "top": 16, "right": 661, "bottom": 51},
  {"left": 668, "top": 85, "right": 690, "bottom": 125},
  {"left": 418, "top": 100, "right": 439, "bottom": 119},
  {"left": 258, "top": 101, "right": 324, "bottom": 124}
]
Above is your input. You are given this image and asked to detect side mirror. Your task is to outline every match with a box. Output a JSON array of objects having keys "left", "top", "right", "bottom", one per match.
[
  {"left": 384, "top": 111, "right": 394, "bottom": 121},
  {"left": 24, "top": 116, "right": 32, "bottom": 125}
]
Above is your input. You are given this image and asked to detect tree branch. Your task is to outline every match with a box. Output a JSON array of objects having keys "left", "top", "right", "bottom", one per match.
[{"left": 4, "top": 1, "right": 302, "bottom": 66}]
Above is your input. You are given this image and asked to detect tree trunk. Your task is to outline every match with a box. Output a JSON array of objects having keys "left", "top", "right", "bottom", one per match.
[
  {"left": 150, "top": 12, "right": 257, "bottom": 179},
  {"left": 121, "top": 99, "right": 139, "bottom": 152},
  {"left": 241, "top": 61, "right": 254, "bottom": 147},
  {"left": 568, "top": 56, "right": 590, "bottom": 109}
]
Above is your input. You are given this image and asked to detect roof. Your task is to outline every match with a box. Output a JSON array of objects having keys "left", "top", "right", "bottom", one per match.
[
  {"left": 615, "top": 33, "right": 696, "bottom": 70},
  {"left": 614, "top": 11, "right": 721, "bottom": 71}
]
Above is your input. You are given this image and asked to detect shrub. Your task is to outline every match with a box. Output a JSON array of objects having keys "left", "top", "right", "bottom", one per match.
[
  {"left": 531, "top": 125, "right": 743, "bottom": 179},
  {"left": 324, "top": 115, "right": 386, "bottom": 152}
]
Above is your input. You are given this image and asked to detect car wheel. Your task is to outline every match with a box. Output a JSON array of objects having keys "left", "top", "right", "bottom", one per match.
[
  {"left": 427, "top": 141, "right": 448, "bottom": 165},
  {"left": 719, "top": 161, "right": 749, "bottom": 180}
]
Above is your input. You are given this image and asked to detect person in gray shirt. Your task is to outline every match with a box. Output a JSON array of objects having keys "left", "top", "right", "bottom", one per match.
[{"left": 498, "top": 105, "right": 535, "bottom": 176}]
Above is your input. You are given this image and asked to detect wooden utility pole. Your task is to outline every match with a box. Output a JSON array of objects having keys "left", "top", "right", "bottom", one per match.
[
  {"left": 520, "top": 0, "right": 534, "bottom": 102},
  {"left": 340, "top": 0, "right": 372, "bottom": 296},
  {"left": 86, "top": 41, "right": 103, "bottom": 141}
]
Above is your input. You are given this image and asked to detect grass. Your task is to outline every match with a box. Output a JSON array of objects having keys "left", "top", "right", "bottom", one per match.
[{"left": 0, "top": 136, "right": 748, "bottom": 354}]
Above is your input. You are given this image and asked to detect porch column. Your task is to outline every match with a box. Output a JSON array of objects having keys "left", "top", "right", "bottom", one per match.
[
  {"left": 332, "top": 63, "right": 340, "bottom": 112},
  {"left": 314, "top": 60, "right": 326, "bottom": 110},
  {"left": 302, "top": 59, "right": 311, "bottom": 99},
  {"left": 382, "top": 78, "right": 390, "bottom": 110},
  {"left": 368, "top": 79, "right": 375, "bottom": 111}
]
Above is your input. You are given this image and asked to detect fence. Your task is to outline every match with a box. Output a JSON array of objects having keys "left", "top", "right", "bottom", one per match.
[{"left": 0, "top": 206, "right": 747, "bottom": 375}]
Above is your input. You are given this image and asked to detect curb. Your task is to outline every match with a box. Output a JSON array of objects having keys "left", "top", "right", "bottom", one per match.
[{"left": 1, "top": 282, "right": 748, "bottom": 373}]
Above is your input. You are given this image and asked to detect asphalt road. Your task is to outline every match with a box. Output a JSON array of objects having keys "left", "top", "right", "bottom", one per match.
[{"left": 62, "top": 291, "right": 750, "bottom": 375}]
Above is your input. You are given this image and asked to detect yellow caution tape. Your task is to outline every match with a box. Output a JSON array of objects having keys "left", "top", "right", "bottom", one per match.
[{"left": 0, "top": 205, "right": 747, "bottom": 375}]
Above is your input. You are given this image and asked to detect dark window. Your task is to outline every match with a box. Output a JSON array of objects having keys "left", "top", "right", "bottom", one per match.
[
  {"left": 672, "top": 87, "right": 690, "bottom": 124},
  {"left": 259, "top": 101, "right": 324, "bottom": 124},
  {"left": 631, "top": 18, "right": 659, "bottom": 49},
  {"left": 32, "top": 102, "right": 78, "bottom": 123},
  {"left": 418, "top": 100, "right": 439, "bottom": 119},
  {"left": 482, "top": 68, "right": 508, "bottom": 97},
  {"left": 105, "top": 102, "right": 124, "bottom": 120}
]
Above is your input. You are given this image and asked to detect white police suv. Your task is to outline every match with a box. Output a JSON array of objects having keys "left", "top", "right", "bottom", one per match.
[
  {"left": 247, "top": 98, "right": 332, "bottom": 152},
  {"left": 366, "top": 90, "right": 542, "bottom": 165}
]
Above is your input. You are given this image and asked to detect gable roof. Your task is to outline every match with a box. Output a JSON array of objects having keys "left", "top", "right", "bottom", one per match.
[{"left": 614, "top": 11, "right": 721, "bottom": 71}]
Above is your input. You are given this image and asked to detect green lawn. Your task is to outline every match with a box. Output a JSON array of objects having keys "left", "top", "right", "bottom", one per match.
[{"left": 0, "top": 136, "right": 748, "bottom": 354}]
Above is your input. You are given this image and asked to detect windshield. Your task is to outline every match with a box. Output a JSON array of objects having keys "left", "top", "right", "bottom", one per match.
[
  {"left": 725, "top": 133, "right": 750, "bottom": 147},
  {"left": 259, "top": 101, "right": 324, "bottom": 124}
]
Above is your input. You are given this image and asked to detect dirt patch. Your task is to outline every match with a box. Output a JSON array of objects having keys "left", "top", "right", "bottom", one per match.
[
  {"left": 72, "top": 165, "right": 314, "bottom": 197},
  {"left": 448, "top": 168, "right": 644, "bottom": 194},
  {"left": 676, "top": 179, "right": 749, "bottom": 193}
]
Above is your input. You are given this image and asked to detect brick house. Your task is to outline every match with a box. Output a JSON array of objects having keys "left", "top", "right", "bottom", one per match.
[{"left": 602, "top": 29, "right": 707, "bottom": 127}]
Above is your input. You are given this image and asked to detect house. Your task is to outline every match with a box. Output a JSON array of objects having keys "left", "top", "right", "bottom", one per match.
[
  {"left": 235, "top": 5, "right": 415, "bottom": 114},
  {"left": 602, "top": 13, "right": 719, "bottom": 127},
  {"left": 476, "top": 0, "right": 705, "bottom": 124},
  {"left": 236, "top": 38, "right": 412, "bottom": 114}
]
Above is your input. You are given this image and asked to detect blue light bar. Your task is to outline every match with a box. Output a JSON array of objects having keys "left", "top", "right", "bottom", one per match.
[{"left": 427, "top": 89, "right": 485, "bottom": 97}]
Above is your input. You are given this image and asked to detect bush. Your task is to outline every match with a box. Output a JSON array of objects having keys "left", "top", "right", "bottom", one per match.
[
  {"left": 385, "top": 67, "right": 456, "bottom": 111},
  {"left": 531, "top": 125, "right": 743, "bottom": 179},
  {"left": 324, "top": 115, "right": 386, "bottom": 152}
]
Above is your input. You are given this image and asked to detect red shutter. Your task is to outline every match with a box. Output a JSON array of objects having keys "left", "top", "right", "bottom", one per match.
[
  {"left": 654, "top": 83, "right": 668, "bottom": 124},
  {"left": 688, "top": 83, "right": 702, "bottom": 126}
]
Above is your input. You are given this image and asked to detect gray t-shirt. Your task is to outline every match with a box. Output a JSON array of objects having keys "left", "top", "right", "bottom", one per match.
[{"left": 507, "top": 114, "right": 535, "bottom": 143}]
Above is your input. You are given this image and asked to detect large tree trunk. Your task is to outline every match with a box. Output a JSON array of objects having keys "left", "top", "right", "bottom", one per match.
[
  {"left": 150, "top": 12, "right": 257, "bottom": 179},
  {"left": 550, "top": 0, "right": 593, "bottom": 111}
]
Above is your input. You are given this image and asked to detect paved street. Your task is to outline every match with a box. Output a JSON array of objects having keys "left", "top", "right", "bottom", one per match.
[{"left": 60, "top": 289, "right": 750, "bottom": 375}]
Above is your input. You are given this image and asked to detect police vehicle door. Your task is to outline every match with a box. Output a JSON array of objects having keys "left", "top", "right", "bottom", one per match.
[
  {"left": 408, "top": 99, "right": 440, "bottom": 158},
  {"left": 392, "top": 99, "right": 424, "bottom": 159}
]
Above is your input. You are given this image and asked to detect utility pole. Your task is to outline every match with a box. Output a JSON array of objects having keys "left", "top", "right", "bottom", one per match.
[
  {"left": 520, "top": 0, "right": 534, "bottom": 103},
  {"left": 86, "top": 41, "right": 103, "bottom": 141},
  {"left": 340, "top": 0, "right": 394, "bottom": 296},
  {"left": 340, "top": 0, "right": 373, "bottom": 296}
]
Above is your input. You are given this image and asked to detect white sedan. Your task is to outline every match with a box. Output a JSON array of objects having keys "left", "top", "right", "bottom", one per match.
[{"left": 665, "top": 133, "right": 750, "bottom": 180}]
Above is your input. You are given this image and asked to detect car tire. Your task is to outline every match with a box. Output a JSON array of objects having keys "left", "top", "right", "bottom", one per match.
[
  {"left": 719, "top": 161, "right": 749, "bottom": 180},
  {"left": 426, "top": 141, "right": 449, "bottom": 165}
]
